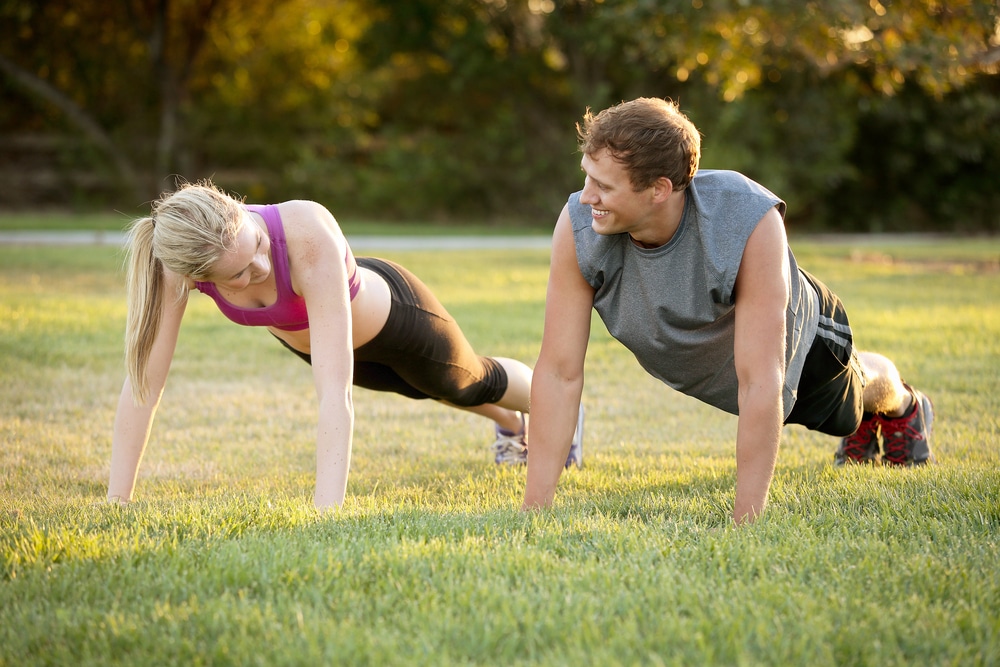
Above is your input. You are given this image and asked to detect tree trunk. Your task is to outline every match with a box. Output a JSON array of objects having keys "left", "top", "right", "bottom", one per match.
[{"left": 0, "top": 53, "right": 143, "bottom": 201}]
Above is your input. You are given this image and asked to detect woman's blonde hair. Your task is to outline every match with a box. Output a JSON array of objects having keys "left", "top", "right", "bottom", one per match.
[{"left": 124, "top": 180, "right": 244, "bottom": 403}]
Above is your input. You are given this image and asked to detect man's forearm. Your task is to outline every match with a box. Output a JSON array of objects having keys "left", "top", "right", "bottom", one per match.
[{"left": 733, "top": 393, "right": 782, "bottom": 524}]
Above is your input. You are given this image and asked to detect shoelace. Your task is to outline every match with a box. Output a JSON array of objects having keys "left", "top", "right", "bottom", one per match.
[
  {"left": 492, "top": 434, "right": 526, "bottom": 455},
  {"left": 842, "top": 420, "right": 879, "bottom": 459},
  {"left": 881, "top": 421, "right": 923, "bottom": 464}
]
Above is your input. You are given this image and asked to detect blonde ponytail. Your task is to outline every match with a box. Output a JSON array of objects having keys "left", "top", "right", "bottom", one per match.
[
  {"left": 122, "top": 180, "right": 245, "bottom": 404},
  {"left": 124, "top": 216, "right": 163, "bottom": 404}
]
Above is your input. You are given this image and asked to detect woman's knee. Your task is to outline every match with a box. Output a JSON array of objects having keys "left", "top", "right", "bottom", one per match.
[{"left": 434, "top": 359, "right": 509, "bottom": 407}]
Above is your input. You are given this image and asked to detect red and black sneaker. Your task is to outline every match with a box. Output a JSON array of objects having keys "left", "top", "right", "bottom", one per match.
[
  {"left": 835, "top": 413, "right": 881, "bottom": 465},
  {"left": 880, "top": 384, "right": 936, "bottom": 466}
]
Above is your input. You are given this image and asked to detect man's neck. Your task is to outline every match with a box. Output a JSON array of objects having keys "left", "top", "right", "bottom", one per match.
[{"left": 629, "top": 190, "right": 687, "bottom": 249}]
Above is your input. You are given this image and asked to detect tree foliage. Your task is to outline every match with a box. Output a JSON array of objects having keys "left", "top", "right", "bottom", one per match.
[{"left": 1, "top": 0, "right": 998, "bottom": 230}]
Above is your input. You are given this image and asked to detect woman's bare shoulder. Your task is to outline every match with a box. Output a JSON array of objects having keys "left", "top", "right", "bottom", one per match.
[
  {"left": 275, "top": 200, "right": 348, "bottom": 272},
  {"left": 276, "top": 199, "right": 333, "bottom": 222},
  {"left": 276, "top": 200, "right": 344, "bottom": 239}
]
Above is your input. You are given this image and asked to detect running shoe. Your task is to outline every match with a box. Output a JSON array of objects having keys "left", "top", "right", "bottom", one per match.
[
  {"left": 880, "top": 385, "right": 936, "bottom": 466},
  {"left": 492, "top": 412, "right": 528, "bottom": 465},
  {"left": 835, "top": 413, "right": 881, "bottom": 465}
]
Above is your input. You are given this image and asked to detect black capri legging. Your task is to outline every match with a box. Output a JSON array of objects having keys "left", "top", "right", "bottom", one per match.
[{"left": 277, "top": 257, "right": 509, "bottom": 407}]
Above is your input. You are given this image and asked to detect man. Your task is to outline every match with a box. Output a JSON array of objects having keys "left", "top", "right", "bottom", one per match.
[{"left": 522, "top": 98, "right": 935, "bottom": 524}]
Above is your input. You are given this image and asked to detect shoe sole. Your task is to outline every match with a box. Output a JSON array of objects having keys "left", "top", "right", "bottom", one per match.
[{"left": 911, "top": 391, "right": 936, "bottom": 465}]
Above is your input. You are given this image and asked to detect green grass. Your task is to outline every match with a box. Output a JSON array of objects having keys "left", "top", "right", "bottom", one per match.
[
  {"left": 0, "top": 211, "right": 133, "bottom": 232},
  {"left": 1, "top": 235, "right": 999, "bottom": 666}
]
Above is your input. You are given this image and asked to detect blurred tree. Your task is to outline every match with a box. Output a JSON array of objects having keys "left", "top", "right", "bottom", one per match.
[
  {"left": 346, "top": 0, "right": 582, "bottom": 220},
  {"left": 0, "top": 0, "right": 997, "bottom": 229},
  {"left": 342, "top": 0, "right": 999, "bottom": 224},
  {"left": 0, "top": 0, "right": 150, "bottom": 199},
  {"left": 0, "top": 0, "right": 238, "bottom": 200},
  {"left": 585, "top": 0, "right": 999, "bottom": 99},
  {"left": 0, "top": 0, "right": 368, "bottom": 203},
  {"left": 826, "top": 71, "right": 1000, "bottom": 232},
  {"left": 182, "top": 0, "right": 374, "bottom": 203}
]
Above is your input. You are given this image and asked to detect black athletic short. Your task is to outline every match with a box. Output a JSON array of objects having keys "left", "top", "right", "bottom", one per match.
[
  {"left": 277, "top": 257, "right": 508, "bottom": 407},
  {"left": 784, "top": 270, "right": 867, "bottom": 437}
]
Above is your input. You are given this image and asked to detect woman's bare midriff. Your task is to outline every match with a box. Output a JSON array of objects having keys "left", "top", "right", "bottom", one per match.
[{"left": 269, "top": 265, "right": 391, "bottom": 354}]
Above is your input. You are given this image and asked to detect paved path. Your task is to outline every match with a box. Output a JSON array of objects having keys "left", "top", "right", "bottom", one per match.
[{"left": 0, "top": 230, "right": 552, "bottom": 251}]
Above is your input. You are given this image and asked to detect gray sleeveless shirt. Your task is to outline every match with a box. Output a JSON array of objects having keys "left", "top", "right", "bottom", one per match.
[{"left": 570, "top": 169, "right": 818, "bottom": 418}]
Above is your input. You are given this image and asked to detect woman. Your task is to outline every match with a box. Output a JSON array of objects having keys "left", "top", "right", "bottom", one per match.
[{"left": 108, "top": 181, "right": 541, "bottom": 510}]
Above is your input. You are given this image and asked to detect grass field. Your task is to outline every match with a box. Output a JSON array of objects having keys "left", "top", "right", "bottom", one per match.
[{"left": 1, "top": 232, "right": 998, "bottom": 666}]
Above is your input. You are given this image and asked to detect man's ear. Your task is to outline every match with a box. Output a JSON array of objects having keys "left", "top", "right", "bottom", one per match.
[{"left": 651, "top": 176, "right": 674, "bottom": 202}]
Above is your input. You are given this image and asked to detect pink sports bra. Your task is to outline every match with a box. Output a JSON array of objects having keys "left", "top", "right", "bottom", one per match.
[{"left": 194, "top": 204, "right": 361, "bottom": 331}]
